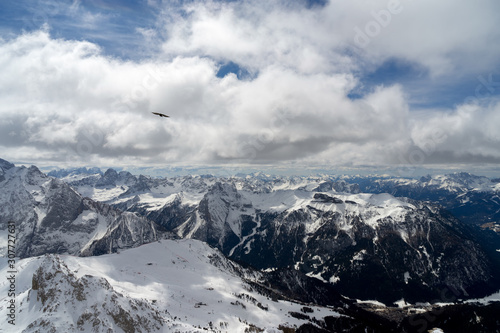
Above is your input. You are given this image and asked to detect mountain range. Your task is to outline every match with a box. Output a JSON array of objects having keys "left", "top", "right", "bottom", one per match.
[
  {"left": 1, "top": 158, "right": 500, "bottom": 332},
  {"left": 347, "top": 172, "right": 500, "bottom": 230},
  {"left": 0, "top": 161, "right": 170, "bottom": 259},
  {"left": 61, "top": 166, "right": 500, "bottom": 304}
]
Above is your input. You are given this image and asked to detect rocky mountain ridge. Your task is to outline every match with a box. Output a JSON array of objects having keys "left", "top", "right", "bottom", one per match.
[
  {"left": 0, "top": 159, "right": 169, "bottom": 258},
  {"left": 2, "top": 159, "right": 500, "bottom": 332},
  {"left": 50, "top": 164, "right": 500, "bottom": 304}
]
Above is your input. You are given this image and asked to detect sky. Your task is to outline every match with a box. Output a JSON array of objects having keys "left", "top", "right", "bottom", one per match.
[{"left": 1, "top": 0, "right": 500, "bottom": 176}]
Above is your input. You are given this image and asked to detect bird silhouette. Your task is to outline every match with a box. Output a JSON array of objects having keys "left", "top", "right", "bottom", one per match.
[{"left": 152, "top": 112, "right": 169, "bottom": 118}]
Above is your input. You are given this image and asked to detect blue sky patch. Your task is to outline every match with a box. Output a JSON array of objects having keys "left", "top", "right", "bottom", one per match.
[{"left": 216, "top": 61, "right": 253, "bottom": 80}]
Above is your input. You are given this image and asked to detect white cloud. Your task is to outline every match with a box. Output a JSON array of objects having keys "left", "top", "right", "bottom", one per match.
[
  {"left": 0, "top": 30, "right": 411, "bottom": 167},
  {"left": 1, "top": 0, "right": 499, "bottom": 170},
  {"left": 409, "top": 102, "right": 500, "bottom": 163},
  {"left": 159, "top": 0, "right": 500, "bottom": 78},
  {"left": 160, "top": 1, "right": 353, "bottom": 75}
]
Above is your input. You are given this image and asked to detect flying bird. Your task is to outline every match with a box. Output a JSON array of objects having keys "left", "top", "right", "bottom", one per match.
[{"left": 152, "top": 112, "right": 169, "bottom": 118}]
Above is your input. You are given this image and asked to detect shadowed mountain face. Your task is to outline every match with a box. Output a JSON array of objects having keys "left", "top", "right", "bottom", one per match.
[
  {"left": 163, "top": 183, "right": 498, "bottom": 304},
  {"left": 0, "top": 163, "right": 170, "bottom": 258},
  {"left": 58, "top": 167, "right": 500, "bottom": 304}
]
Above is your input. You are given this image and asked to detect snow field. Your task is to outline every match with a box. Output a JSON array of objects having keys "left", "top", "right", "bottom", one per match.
[{"left": 0, "top": 239, "right": 341, "bottom": 332}]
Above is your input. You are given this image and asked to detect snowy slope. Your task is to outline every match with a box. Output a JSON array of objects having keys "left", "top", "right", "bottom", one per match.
[{"left": 0, "top": 239, "right": 342, "bottom": 332}]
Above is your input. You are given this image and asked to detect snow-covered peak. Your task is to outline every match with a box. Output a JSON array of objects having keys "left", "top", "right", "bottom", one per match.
[
  {"left": 0, "top": 163, "right": 167, "bottom": 258},
  {"left": 0, "top": 163, "right": 56, "bottom": 209},
  {"left": 5, "top": 254, "right": 164, "bottom": 333},
  {"left": 0, "top": 239, "right": 342, "bottom": 332},
  {"left": 419, "top": 172, "right": 494, "bottom": 192},
  {"left": 0, "top": 157, "right": 15, "bottom": 173}
]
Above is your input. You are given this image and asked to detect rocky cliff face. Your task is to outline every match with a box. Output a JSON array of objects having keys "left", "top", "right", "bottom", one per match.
[
  {"left": 174, "top": 182, "right": 253, "bottom": 253},
  {"left": 183, "top": 185, "right": 497, "bottom": 303},
  {"left": 0, "top": 162, "right": 168, "bottom": 258},
  {"left": 26, "top": 255, "right": 164, "bottom": 333},
  {"left": 0, "top": 158, "right": 15, "bottom": 182}
]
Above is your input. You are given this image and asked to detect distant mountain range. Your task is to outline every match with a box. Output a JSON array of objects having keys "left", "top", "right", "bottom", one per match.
[
  {"left": 57, "top": 165, "right": 500, "bottom": 304},
  {"left": 1, "top": 158, "right": 500, "bottom": 332},
  {"left": 345, "top": 172, "right": 500, "bottom": 229}
]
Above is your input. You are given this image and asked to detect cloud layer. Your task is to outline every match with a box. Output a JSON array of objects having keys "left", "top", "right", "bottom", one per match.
[{"left": 1, "top": 0, "right": 500, "bottom": 171}]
